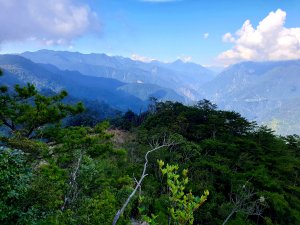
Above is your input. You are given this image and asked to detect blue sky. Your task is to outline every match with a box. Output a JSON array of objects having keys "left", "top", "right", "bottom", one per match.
[{"left": 1, "top": 0, "right": 300, "bottom": 65}]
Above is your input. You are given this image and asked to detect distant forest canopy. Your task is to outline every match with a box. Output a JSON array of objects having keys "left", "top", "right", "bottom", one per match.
[{"left": 0, "top": 69, "right": 300, "bottom": 225}]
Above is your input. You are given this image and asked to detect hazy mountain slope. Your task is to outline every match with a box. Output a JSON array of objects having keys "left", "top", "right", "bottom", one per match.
[
  {"left": 21, "top": 50, "right": 215, "bottom": 101},
  {"left": 0, "top": 55, "right": 146, "bottom": 112},
  {"left": 203, "top": 60, "right": 300, "bottom": 101},
  {"left": 201, "top": 61, "right": 291, "bottom": 99},
  {"left": 117, "top": 83, "right": 185, "bottom": 102},
  {"left": 202, "top": 60, "right": 300, "bottom": 135},
  {"left": 259, "top": 97, "right": 300, "bottom": 135},
  {"left": 152, "top": 59, "right": 215, "bottom": 83}
]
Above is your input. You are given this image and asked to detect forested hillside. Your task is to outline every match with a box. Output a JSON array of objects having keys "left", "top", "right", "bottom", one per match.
[{"left": 1, "top": 69, "right": 300, "bottom": 225}]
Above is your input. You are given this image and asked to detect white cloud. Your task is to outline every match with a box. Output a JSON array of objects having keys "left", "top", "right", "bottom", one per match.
[
  {"left": 218, "top": 9, "right": 300, "bottom": 65},
  {"left": 222, "top": 32, "right": 235, "bottom": 43},
  {"left": 179, "top": 55, "right": 192, "bottom": 62},
  {"left": 203, "top": 33, "right": 209, "bottom": 39},
  {"left": 0, "top": 0, "right": 100, "bottom": 45},
  {"left": 131, "top": 54, "right": 155, "bottom": 62}
]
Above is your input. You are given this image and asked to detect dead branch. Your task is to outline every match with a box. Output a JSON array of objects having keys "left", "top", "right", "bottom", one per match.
[
  {"left": 61, "top": 150, "right": 83, "bottom": 211},
  {"left": 222, "top": 181, "right": 267, "bottom": 225},
  {"left": 112, "top": 139, "right": 175, "bottom": 225}
]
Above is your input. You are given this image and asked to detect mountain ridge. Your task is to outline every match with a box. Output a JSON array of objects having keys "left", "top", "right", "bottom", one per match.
[
  {"left": 21, "top": 49, "right": 215, "bottom": 101},
  {"left": 0, "top": 54, "right": 146, "bottom": 112},
  {"left": 2, "top": 51, "right": 300, "bottom": 135}
]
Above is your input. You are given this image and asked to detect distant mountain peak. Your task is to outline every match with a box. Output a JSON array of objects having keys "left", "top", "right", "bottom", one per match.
[
  {"left": 172, "top": 59, "right": 185, "bottom": 64},
  {"left": 20, "top": 49, "right": 216, "bottom": 100}
]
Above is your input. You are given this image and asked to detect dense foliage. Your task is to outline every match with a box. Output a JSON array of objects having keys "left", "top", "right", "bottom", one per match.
[
  {"left": 1, "top": 69, "right": 299, "bottom": 224},
  {"left": 113, "top": 99, "right": 300, "bottom": 225}
]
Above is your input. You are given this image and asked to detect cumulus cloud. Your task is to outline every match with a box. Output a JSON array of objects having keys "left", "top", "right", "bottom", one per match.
[
  {"left": 218, "top": 9, "right": 300, "bottom": 64},
  {"left": 0, "top": 0, "right": 100, "bottom": 45},
  {"left": 222, "top": 32, "right": 235, "bottom": 43},
  {"left": 131, "top": 54, "right": 155, "bottom": 62}
]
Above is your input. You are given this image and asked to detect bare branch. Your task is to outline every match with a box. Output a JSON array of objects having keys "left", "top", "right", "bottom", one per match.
[
  {"left": 133, "top": 175, "right": 142, "bottom": 197},
  {"left": 61, "top": 150, "right": 83, "bottom": 211},
  {"left": 222, "top": 181, "right": 267, "bottom": 225},
  {"left": 112, "top": 140, "right": 175, "bottom": 225}
]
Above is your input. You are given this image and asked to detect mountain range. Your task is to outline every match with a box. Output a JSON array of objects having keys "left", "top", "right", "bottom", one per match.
[
  {"left": 0, "top": 50, "right": 299, "bottom": 135},
  {"left": 21, "top": 50, "right": 215, "bottom": 102},
  {"left": 0, "top": 55, "right": 145, "bottom": 112}
]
